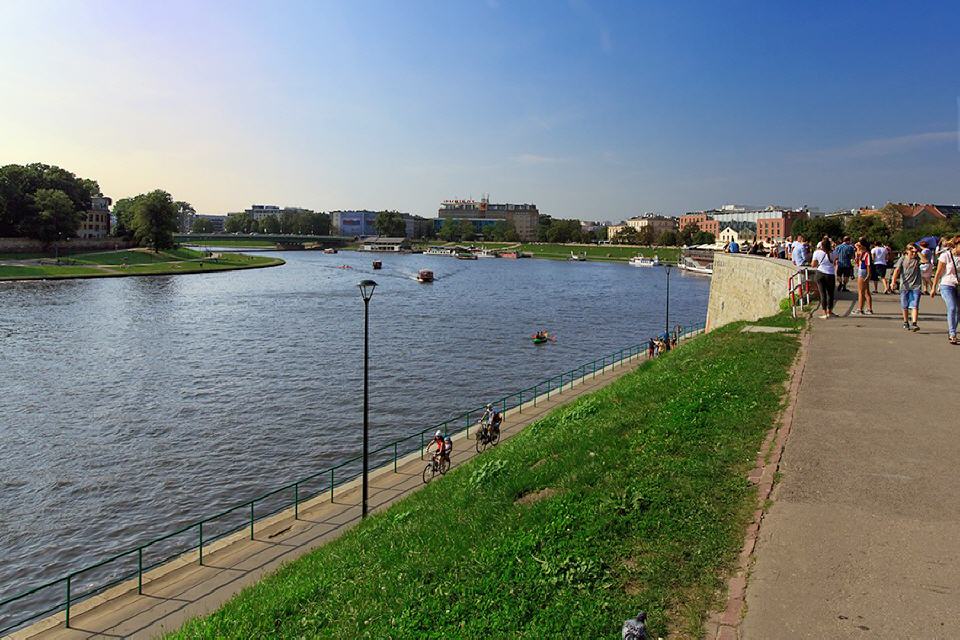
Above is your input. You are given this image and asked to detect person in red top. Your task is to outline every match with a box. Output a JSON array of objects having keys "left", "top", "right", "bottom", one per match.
[{"left": 430, "top": 430, "right": 448, "bottom": 463}]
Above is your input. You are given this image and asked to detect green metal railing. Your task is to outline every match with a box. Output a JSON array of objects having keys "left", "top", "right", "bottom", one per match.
[{"left": 0, "top": 321, "right": 705, "bottom": 635}]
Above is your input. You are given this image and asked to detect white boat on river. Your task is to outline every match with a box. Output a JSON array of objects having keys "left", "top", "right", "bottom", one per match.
[{"left": 629, "top": 255, "right": 660, "bottom": 267}]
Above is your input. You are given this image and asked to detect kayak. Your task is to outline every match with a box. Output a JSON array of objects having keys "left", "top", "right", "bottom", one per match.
[{"left": 532, "top": 337, "right": 549, "bottom": 344}]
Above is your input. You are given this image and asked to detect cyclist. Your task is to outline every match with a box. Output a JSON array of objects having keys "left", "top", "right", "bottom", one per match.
[
  {"left": 430, "top": 430, "right": 449, "bottom": 464},
  {"left": 490, "top": 407, "right": 503, "bottom": 435},
  {"left": 480, "top": 404, "right": 495, "bottom": 432}
]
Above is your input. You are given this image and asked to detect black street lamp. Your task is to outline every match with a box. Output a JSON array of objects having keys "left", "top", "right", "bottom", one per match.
[
  {"left": 358, "top": 279, "right": 378, "bottom": 518},
  {"left": 663, "top": 264, "right": 672, "bottom": 351}
]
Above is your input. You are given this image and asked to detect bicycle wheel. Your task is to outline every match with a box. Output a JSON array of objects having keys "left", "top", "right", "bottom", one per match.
[
  {"left": 439, "top": 457, "right": 451, "bottom": 475},
  {"left": 422, "top": 463, "right": 434, "bottom": 484},
  {"left": 491, "top": 428, "right": 501, "bottom": 446},
  {"left": 475, "top": 432, "right": 487, "bottom": 453}
]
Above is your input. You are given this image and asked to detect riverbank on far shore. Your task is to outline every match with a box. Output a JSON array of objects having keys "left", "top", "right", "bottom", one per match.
[
  {"left": 0, "top": 248, "right": 284, "bottom": 281},
  {"left": 414, "top": 241, "right": 680, "bottom": 263}
]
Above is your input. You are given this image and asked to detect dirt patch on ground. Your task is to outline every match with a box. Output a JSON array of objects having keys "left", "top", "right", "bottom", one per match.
[
  {"left": 514, "top": 487, "right": 557, "bottom": 505},
  {"left": 531, "top": 455, "right": 557, "bottom": 469}
]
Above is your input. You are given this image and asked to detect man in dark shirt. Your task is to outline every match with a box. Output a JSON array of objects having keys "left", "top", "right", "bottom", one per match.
[{"left": 835, "top": 236, "right": 856, "bottom": 292}]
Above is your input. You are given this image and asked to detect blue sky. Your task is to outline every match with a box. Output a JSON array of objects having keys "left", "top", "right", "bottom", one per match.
[{"left": 1, "top": 0, "right": 958, "bottom": 219}]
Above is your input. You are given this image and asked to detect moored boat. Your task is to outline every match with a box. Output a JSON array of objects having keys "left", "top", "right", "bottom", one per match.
[
  {"left": 629, "top": 255, "right": 660, "bottom": 267},
  {"left": 323, "top": 248, "right": 338, "bottom": 254},
  {"left": 568, "top": 252, "right": 586, "bottom": 262},
  {"left": 475, "top": 250, "right": 497, "bottom": 258},
  {"left": 372, "top": 260, "right": 382, "bottom": 270},
  {"left": 456, "top": 252, "right": 478, "bottom": 260},
  {"left": 417, "top": 269, "right": 434, "bottom": 282},
  {"left": 500, "top": 251, "right": 519, "bottom": 259}
]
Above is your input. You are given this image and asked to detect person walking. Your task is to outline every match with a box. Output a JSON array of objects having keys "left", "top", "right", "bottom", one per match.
[
  {"left": 918, "top": 240, "right": 934, "bottom": 294},
  {"left": 811, "top": 237, "right": 838, "bottom": 319},
  {"left": 853, "top": 239, "right": 873, "bottom": 315},
  {"left": 870, "top": 242, "right": 890, "bottom": 294},
  {"left": 835, "top": 236, "right": 855, "bottom": 292},
  {"left": 891, "top": 243, "right": 923, "bottom": 331},
  {"left": 931, "top": 238, "right": 960, "bottom": 344},
  {"left": 792, "top": 235, "right": 809, "bottom": 266}
]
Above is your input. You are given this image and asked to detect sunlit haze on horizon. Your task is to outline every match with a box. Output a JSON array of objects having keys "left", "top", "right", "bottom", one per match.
[{"left": 1, "top": 0, "right": 958, "bottom": 218}]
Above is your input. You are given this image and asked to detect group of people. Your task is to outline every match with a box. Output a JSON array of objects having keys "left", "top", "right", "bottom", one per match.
[
  {"left": 795, "top": 233, "right": 960, "bottom": 343},
  {"left": 646, "top": 331, "right": 678, "bottom": 358}
]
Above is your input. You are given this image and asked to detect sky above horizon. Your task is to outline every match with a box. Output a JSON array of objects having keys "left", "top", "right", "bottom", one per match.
[{"left": 1, "top": 0, "right": 958, "bottom": 220}]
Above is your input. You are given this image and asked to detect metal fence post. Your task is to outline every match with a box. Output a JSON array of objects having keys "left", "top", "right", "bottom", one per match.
[
  {"left": 420, "top": 432, "right": 424, "bottom": 459},
  {"left": 65, "top": 575, "right": 71, "bottom": 628},
  {"left": 519, "top": 389, "right": 522, "bottom": 412},
  {"left": 138, "top": 547, "right": 143, "bottom": 594},
  {"left": 393, "top": 442, "right": 398, "bottom": 472},
  {"left": 330, "top": 469, "right": 335, "bottom": 501},
  {"left": 199, "top": 522, "right": 204, "bottom": 565},
  {"left": 294, "top": 483, "right": 299, "bottom": 520},
  {"left": 249, "top": 502, "right": 255, "bottom": 540}
]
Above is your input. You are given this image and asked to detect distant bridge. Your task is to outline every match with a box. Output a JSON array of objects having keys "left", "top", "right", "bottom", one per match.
[{"left": 175, "top": 233, "right": 349, "bottom": 248}]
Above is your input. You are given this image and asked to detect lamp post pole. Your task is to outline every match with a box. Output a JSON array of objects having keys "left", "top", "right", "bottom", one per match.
[
  {"left": 664, "top": 265, "right": 672, "bottom": 351},
  {"left": 358, "top": 280, "right": 378, "bottom": 518}
]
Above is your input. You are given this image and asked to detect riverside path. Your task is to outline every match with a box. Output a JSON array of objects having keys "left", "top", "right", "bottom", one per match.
[
  {"left": 742, "top": 291, "right": 960, "bottom": 638},
  {"left": 9, "top": 347, "right": 662, "bottom": 640}
]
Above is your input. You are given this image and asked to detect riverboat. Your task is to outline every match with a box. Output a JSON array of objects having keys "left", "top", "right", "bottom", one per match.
[
  {"left": 424, "top": 246, "right": 454, "bottom": 256},
  {"left": 372, "top": 260, "right": 382, "bottom": 270},
  {"left": 677, "top": 257, "right": 713, "bottom": 275},
  {"left": 629, "top": 255, "right": 660, "bottom": 267},
  {"left": 678, "top": 245, "right": 716, "bottom": 275},
  {"left": 456, "top": 252, "right": 478, "bottom": 260},
  {"left": 323, "top": 248, "right": 338, "bottom": 254},
  {"left": 475, "top": 250, "right": 498, "bottom": 258},
  {"left": 417, "top": 269, "right": 434, "bottom": 283}
]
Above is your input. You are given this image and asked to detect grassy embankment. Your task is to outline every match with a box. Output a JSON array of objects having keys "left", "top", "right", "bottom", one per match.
[
  {"left": 418, "top": 241, "right": 679, "bottom": 263},
  {"left": 171, "top": 313, "right": 803, "bottom": 639},
  {"left": 0, "top": 248, "right": 284, "bottom": 280}
]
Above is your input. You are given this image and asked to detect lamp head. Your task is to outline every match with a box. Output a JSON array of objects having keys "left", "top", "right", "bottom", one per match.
[{"left": 358, "top": 279, "right": 378, "bottom": 301}]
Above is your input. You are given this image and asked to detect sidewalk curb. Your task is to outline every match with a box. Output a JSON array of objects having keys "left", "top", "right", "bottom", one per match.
[{"left": 703, "top": 325, "right": 810, "bottom": 640}]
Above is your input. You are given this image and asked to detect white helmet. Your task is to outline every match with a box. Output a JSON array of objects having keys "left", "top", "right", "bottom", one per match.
[{"left": 435, "top": 430, "right": 442, "bottom": 437}]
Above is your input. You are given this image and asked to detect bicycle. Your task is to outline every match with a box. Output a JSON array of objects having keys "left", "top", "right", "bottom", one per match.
[
  {"left": 422, "top": 452, "right": 451, "bottom": 484},
  {"left": 475, "top": 418, "right": 502, "bottom": 453}
]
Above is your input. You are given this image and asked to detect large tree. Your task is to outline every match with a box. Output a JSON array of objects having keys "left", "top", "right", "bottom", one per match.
[
  {"left": 791, "top": 217, "right": 844, "bottom": 242},
  {"left": 374, "top": 211, "right": 405, "bottom": 237},
  {"left": 679, "top": 222, "right": 701, "bottom": 246},
  {"left": 458, "top": 219, "right": 476, "bottom": 241},
  {"left": 30, "top": 188, "right": 81, "bottom": 242},
  {"left": 225, "top": 212, "right": 250, "bottom": 233},
  {"left": 613, "top": 226, "right": 640, "bottom": 244},
  {"left": 438, "top": 217, "right": 459, "bottom": 241},
  {"left": 132, "top": 190, "right": 179, "bottom": 251},
  {"left": 845, "top": 215, "right": 891, "bottom": 246},
  {"left": 0, "top": 163, "right": 95, "bottom": 239},
  {"left": 657, "top": 230, "right": 679, "bottom": 246},
  {"left": 191, "top": 217, "right": 215, "bottom": 233},
  {"left": 260, "top": 214, "right": 281, "bottom": 234}
]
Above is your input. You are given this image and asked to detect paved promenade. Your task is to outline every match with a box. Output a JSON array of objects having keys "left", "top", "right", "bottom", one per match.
[
  {"left": 10, "top": 351, "right": 653, "bottom": 640},
  {"left": 743, "top": 291, "right": 960, "bottom": 638}
]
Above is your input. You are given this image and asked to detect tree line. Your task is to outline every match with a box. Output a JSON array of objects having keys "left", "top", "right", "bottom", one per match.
[
  {"left": 223, "top": 210, "right": 331, "bottom": 235},
  {"left": 611, "top": 223, "right": 713, "bottom": 246},
  {"left": 0, "top": 163, "right": 185, "bottom": 250}
]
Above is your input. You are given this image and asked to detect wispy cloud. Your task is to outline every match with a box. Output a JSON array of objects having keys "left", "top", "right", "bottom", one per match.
[
  {"left": 818, "top": 130, "right": 957, "bottom": 158},
  {"left": 568, "top": 0, "right": 613, "bottom": 54},
  {"left": 512, "top": 153, "right": 565, "bottom": 165}
]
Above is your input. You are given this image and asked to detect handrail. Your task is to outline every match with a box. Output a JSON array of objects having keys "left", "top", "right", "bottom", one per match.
[
  {"left": 787, "top": 266, "right": 813, "bottom": 317},
  {"left": 0, "top": 321, "right": 705, "bottom": 634}
]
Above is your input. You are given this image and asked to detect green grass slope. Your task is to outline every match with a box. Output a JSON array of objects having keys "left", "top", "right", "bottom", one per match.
[{"left": 171, "top": 317, "right": 801, "bottom": 639}]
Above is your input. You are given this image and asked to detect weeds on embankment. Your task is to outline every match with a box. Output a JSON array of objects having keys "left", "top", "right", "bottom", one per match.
[{"left": 171, "top": 315, "right": 801, "bottom": 639}]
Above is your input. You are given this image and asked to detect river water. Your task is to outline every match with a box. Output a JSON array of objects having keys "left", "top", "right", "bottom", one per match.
[{"left": 0, "top": 250, "right": 708, "bottom": 629}]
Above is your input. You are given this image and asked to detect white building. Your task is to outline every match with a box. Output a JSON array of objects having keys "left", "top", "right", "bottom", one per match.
[{"left": 361, "top": 237, "right": 411, "bottom": 252}]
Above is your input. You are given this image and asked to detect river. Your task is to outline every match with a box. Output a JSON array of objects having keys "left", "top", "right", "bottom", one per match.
[{"left": 0, "top": 250, "right": 709, "bottom": 630}]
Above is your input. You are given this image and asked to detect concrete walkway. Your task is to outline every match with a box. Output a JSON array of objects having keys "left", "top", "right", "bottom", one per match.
[
  {"left": 742, "top": 290, "right": 960, "bottom": 638},
  {"left": 10, "top": 350, "right": 657, "bottom": 640}
]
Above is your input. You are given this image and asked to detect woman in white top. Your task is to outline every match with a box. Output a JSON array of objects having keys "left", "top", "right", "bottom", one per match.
[
  {"left": 810, "top": 237, "right": 838, "bottom": 319},
  {"left": 930, "top": 237, "right": 960, "bottom": 344}
]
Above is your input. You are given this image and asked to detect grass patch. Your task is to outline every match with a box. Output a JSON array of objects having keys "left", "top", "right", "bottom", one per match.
[
  {"left": 170, "top": 314, "right": 802, "bottom": 639},
  {"left": 184, "top": 239, "right": 277, "bottom": 248},
  {"left": 0, "top": 249, "right": 282, "bottom": 280},
  {"left": 521, "top": 243, "right": 679, "bottom": 263}
]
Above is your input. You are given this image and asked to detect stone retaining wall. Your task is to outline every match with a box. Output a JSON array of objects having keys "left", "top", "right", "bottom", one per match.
[
  {"left": 0, "top": 237, "right": 136, "bottom": 253},
  {"left": 706, "top": 253, "right": 798, "bottom": 330}
]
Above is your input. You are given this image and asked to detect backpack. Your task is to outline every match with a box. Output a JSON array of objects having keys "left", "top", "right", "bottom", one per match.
[{"left": 444, "top": 435, "right": 453, "bottom": 452}]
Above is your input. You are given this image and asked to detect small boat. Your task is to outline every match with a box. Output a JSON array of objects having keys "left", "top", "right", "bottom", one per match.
[
  {"left": 372, "top": 260, "right": 382, "bottom": 270},
  {"left": 475, "top": 250, "right": 498, "bottom": 258},
  {"left": 424, "top": 246, "right": 454, "bottom": 256},
  {"left": 531, "top": 332, "right": 553, "bottom": 344},
  {"left": 323, "top": 248, "right": 338, "bottom": 254},
  {"left": 417, "top": 269, "right": 434, "bottom": 283},
  {"left": 456, "top": 252, "right": 478, "bottom": 260},
  {"left": 629, "top": 255, "right": 660, "bottom": 267},
  {"left": 568, "top": 252, "right": 586, "bottom": 262},
  {"left": 500, "top": 252, "right": 519, "bottom": 259}
]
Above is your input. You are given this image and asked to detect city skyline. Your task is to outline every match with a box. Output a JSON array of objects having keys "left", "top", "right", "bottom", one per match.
[{"left": 2, "top": 0, "right": 959, "bottom": 219}]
